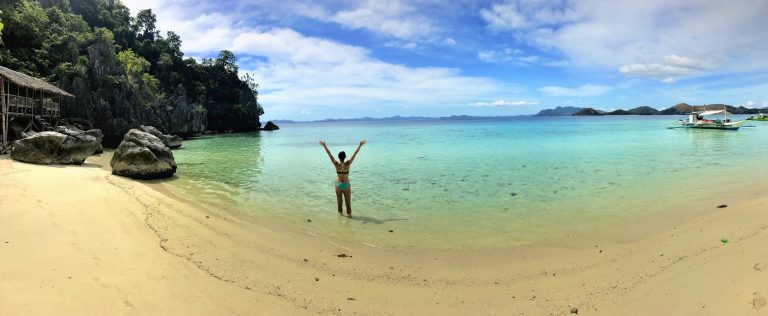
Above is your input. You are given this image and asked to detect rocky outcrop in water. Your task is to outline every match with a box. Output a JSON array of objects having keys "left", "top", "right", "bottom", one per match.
[
  {"left": 262, "top": 121, "right": 280, "bottom": 131},
  {"left": 138, "top": 125, "right": 182, "bottom": 149},
  {"left": 110, "top": 129, "right": 177, "bottom": 179},
  {"left": 11, "top": 129, "right": 102, "bottom": 165}
]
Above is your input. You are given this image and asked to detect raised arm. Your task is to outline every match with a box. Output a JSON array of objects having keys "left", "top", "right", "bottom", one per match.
[
  {"left": 319, "top": 140, "right": 337, "bottom": 165},
  {"left": 348, "top": 140, "right": 366, "bottom": 164}
]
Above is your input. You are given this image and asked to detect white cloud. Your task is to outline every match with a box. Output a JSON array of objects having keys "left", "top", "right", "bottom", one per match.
[
  {"left": 661, "top": 77, "right": 676, "bottom": 84},
  {"left": 469, "top": 100, "right": 538, "bottom": 107},
  {"left": 480, "top": 0, "right": 768, "bottom": 80},
  {"left": 744, "top": 100, "right": 755, "bottom": 108},
  {"left": 442, "top": 38, "right": 457, "bottom": 46},
  {"left": 477, "top": 48, "right": 539, "bottom": 65},
  {"left": 328, "top": 0, "right": 436, "bottom": 41},
  {"left": 538, "top": 84, "right": 612, "bottom": 97},
  {"left": 480, "top": 1, "right": 576, "bottom": 31},
  {"left": 231, "top": 30, "right": 513, "bottom": 117},
  {"left": 619, "top": 54, "right": 716, "bottom": 78}
]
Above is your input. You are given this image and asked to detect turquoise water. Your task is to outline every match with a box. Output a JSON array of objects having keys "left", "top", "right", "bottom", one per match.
[{"left": 168, "top": 116, "right": 768, "bottom": 249}]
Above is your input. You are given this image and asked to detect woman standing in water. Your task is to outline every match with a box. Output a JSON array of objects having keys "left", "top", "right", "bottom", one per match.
[{"left": 320, "top": 140, "right": 365, "bottom": 217}]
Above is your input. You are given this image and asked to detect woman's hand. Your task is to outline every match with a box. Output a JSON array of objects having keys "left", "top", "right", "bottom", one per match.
[
  {"left": 359, "top": 139, "right": 366, "bottom": 146},
  {"left": 319, "top": 140, "right": 326, "bottom": 146}
]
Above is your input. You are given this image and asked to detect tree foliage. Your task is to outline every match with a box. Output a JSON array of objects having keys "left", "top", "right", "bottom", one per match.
[{"left": 0, "top": 0, "right": 264, "bottom": 131}]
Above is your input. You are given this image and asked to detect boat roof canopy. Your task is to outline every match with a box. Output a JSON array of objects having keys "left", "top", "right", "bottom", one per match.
[{"left": 693, "top": 110, "right": 731, "bottom": 116}]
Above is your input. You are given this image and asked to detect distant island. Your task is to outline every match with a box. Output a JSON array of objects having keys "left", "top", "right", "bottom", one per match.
[
  {"left": 274, "top": 103, "right": 767, "bottom": 123},
  {"left": 536, "top": 103, "right": 767, "bottom": 116},
  {"left": 272, "top": 114, "right": 532, "bottom": 123}
]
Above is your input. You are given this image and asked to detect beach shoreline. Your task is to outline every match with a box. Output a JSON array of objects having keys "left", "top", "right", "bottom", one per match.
[{"left": 2, "top": 154, "right": 767, "bottom": 315}]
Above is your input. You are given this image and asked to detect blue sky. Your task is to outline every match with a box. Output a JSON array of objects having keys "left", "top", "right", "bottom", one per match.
[{"left": 121, "top": 0, "right": 768, "bottom": 120}]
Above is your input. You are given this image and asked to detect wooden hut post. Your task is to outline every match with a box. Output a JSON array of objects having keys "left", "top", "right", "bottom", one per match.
[{"left": 1, "top": 77, "right": 7, "bottom": 150}]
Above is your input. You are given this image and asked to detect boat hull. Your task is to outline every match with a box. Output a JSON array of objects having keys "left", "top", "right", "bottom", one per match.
[{"left": 667, "top": 123, "right": 741, "bottom": 130}]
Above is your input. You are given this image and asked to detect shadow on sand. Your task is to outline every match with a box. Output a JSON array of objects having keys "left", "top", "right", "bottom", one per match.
[{"left": 347, "top": 215, "right": 409, "bottom": 225}]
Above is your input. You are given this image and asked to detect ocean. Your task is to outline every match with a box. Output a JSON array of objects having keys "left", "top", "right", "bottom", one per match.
[{"left": 167, "top": 116, "right": 768, "bottom": 249}]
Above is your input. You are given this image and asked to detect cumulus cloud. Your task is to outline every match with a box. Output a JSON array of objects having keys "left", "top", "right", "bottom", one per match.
[
  {"left": 468, "top": 100, "right": 538, "bottom": 107},
  {"left": 477, "top": 48, "right": 539, "bottom": 65},
  {"left": 229, "top": 29, "right": 508, "bottom": 118},
  {"left": 480, "top": 0, "right": 768, "bottom": 79},
  {"left": 619, "top": 54, "right": 716, "bottom": 78},
  {"left": 480, "top": 1, "right": 577, "bottom": 31},
  {"left": 538, "top": 84, "right": 612, "bottom": 97},
  {"left": 329, "top": 1, "right": 436, "bottom": 41}
]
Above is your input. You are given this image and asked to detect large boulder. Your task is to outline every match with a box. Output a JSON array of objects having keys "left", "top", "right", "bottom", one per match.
[
  {"left": 262, "top": 121, "right": 280, "bottom": 131},
  {"left": 138, "top": 125, "right": 183, "bottom": 149},
  {"left": 11, "top": 128, "right": 101, "bottom": 165},
  {"left": 111, "top": 129, "right": 176, "bottom": 179}
]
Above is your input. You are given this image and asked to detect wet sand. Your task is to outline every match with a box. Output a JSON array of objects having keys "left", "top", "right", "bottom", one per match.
[{"left": 1, "top": 154, "right": 767, "bottom": 315}]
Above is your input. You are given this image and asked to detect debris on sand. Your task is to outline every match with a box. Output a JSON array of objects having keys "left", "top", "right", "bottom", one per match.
[
  {"left": 570, "top": 307, "right": 579, "bottom": 314},
  {"left": 717, "top": 204, "right": 727, "bottom": 208},
  {"left": 336, "top": 253, "right": 351, "bottom": 258},
  {"left": 753, "top": 293, "right": 767, "bottom": 310}
]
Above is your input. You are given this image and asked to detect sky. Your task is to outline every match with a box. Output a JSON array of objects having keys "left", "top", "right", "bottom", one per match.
[{"left": 120, "top": 0, "right": 768, "bottom": 120}]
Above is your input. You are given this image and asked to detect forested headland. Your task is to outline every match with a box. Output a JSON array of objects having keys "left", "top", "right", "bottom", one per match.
[{"left": 0, "top": 0, "right": 264, "bottom": 142}]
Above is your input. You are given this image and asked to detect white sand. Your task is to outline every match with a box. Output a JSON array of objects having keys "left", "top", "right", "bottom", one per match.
[{"left": 1, "top": 154, "right": 767, "bottom": 315}]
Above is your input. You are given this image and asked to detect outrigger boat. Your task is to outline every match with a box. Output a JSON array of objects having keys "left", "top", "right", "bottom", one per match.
[
  {"left": 747, "top": 113, "right": 768, "bottom": 122},
  {"left": 668, "top": 107, "right": 746, "bottom": 130}
]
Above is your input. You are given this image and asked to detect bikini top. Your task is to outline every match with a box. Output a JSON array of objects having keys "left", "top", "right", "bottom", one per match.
[{"left": 337, "top": 163, "right": 349, "bottom": 174}]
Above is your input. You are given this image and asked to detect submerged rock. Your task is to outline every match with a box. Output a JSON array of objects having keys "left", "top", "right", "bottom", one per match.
[
  {"left": 111, "top": 129, "right": 177, "bottom": 179},
  {"left": 262, "top": 121, "right": 280, "bottom": 131},
  {"left": 138, "top": 125, "right": 183, "bottom": 149},
  {"left": 11, "top": 127, "right": 102, "bottom": 165}
]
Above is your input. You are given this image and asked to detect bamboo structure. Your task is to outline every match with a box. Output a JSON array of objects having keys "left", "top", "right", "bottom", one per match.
[{"left": 0, "top": 66, "right": 74, "bottom": 151}]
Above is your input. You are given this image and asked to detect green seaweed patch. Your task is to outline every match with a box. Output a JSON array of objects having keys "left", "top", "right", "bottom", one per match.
[{"left": 720, "top": 238, "right": 729, "bottom": 244}]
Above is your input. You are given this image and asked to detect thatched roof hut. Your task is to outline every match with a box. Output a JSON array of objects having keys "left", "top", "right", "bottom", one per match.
[
  {"left": 1, "top": 66, "right": 74, "bottom": 151},
  {"left": 0, "top": 66, "right": 73, "bottom": 97}
]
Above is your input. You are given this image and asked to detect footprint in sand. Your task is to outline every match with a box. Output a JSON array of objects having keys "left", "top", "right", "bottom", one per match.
[
  {"left": 754, "top": 262, "right": 767, "bottom": 272},
  {"left": 753, "top": 292, "right": 767, "bottom": 311}
]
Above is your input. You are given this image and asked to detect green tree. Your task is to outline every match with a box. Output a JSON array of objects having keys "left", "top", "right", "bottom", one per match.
[
  {"left": 0, "top": 12, "right": 4, "bottom": 44},
  {"left": 216, "top": 50, "right": 238, "bottom": 73},
  {"left": 117, "top": 49, "right": 149, "bottom": 79},
  {"left": 134, "top": 9, "right": 156, "bottom": 41}
]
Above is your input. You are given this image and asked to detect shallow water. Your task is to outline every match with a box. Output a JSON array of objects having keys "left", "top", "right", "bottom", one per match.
[{"left": 168, "top": 116, "right": 768, "bottom": 249}]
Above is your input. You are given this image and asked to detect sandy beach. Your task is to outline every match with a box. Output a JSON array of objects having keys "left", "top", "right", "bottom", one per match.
[{"left": 1, "top": 154, "right": 767, "bottom": 315}]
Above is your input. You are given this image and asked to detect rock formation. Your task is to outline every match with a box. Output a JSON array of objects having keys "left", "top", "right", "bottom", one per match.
[
  {"left": 572, "top": 108, "right": 605, "bottom": 116},
  {"left": 10, "top": 128, "right": 102, "bottom": 165},
  {"left": 535, "top": 106, "right": 584, "bottom": 116},
  {"left": 262, "top": 121, "right": 280, "bottom": 131},
  {"left": 110, "top": 129, "right": 177, "bottom": 179},
  {"left": 138, "top": 125, "right": 183, "bottom": 149},
  {"left": 59, "top": 41, "right": 210, "bottom": 143}
]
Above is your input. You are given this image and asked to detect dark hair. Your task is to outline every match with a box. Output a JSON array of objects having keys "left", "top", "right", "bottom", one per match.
[{"left": 338, "top": 151, "right": 347, "bottom": 163}]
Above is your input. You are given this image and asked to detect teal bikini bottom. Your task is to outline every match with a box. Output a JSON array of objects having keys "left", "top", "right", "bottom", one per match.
[{"left": 336, "top": 181, "right": 349, "bottom": 191}]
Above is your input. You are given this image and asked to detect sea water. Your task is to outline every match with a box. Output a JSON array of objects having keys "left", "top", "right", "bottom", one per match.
[{"left": 168, "top": 116, "right": 768, "bottom": 249}]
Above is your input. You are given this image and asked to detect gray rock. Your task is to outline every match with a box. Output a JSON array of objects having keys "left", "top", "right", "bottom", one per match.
[
  {"left": 11, "top": 129, "right": 101, "bottom": 165},
  {"left": 138, "top": 125, "right": 183, "bottom": 149},
  {"left": 263, "top": 121, "right": 279, "bottom": 131},
  {"left": 111, "top": 129, "right": 177, "bottom": 179},
  {"left": 56, "top": 126, "right": 104, "bottom": 157}
]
